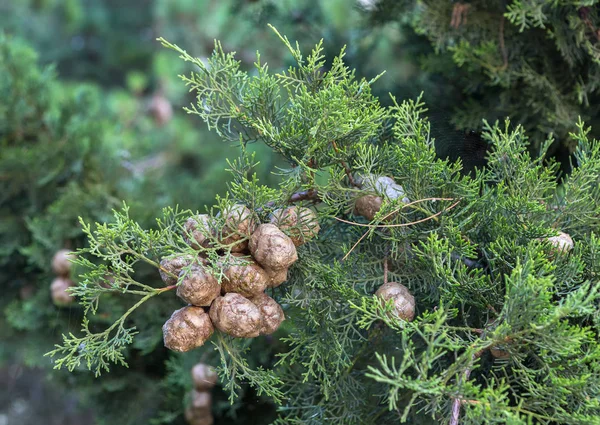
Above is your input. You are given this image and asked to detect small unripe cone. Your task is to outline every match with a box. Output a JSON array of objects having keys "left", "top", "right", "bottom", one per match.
[
  {"left": 250, "top": 292, "right": 285, "bottom": 335},
  {"left": 218, "top": 204, "right": 257, "bottom": 253},
  {"left": 222, "top": 254, "right": 269, "bottom": 297},
  {"left": 184, "top": 215, "right": 213, "bottom": 250},
  {"left": 191, "top": 363, "right": 218, "bottom": 391},
  {"left": 52, "top": 249, "right": 76, "bottom": 277},
  {"left": 51, "top": 277, "right": 75, "bottom": 306},
  {"left": 375, "top": 282, "right": 415, "bottom": 322},
  {"left": 354, "top": 195, "right": 383, "bottom": 221},
  {"left": 176, "top": 265, "right": 221, "bottom": 307},
  {"left": 209, "top": 293, "right": 262, "bottom": 338},
  {"left": 159, "top": 255, "right": 194, "bottom": 285},
  {"left": 270, "top": 206, "right": 320, "bottom": 246},
  {"left": 148, "top": 94, "right": 173, "bottom": 126},
  {"left": 547, "top": 231, "right": 574, "bottom": 253},
  {"left": 185, "top": 406, "right": 213, "bottom": 425},
  {"left": 249, "top": 224, "right": 298, "bottom": 271},
  {"left": 163, "top": 306, "right": 214, "bottom": 352},
  {"left": 490, "top": 347, "right": 510, "bottom": 359},
  {"left": 266, "top": 268, "right": 288, "bottom": 288}
]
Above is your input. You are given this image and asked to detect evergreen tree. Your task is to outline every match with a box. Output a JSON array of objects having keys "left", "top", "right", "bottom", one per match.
[
  {"left": 49, "top": 29, "right": 600, "bottom": 424},
  {"left": 365, "top": 0, "right": 600, "bottom": 169}
]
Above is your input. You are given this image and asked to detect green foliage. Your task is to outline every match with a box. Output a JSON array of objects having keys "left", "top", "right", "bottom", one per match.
[
  {"left": 51, "top": 29, "right": 600, "bottom": 424},
  {"left": 368, "top": 0, "right": 600, "bottom": 160}
]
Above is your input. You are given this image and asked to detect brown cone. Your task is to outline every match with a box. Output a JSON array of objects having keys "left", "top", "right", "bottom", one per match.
[
  {"left": 163, "top": 306, "right": 214, "bottom": 352},
  {"left": 218, "top": 204, "right": 257, "bottom": 253},
  {"left": 51, "top": 277, "right": 75, "bottom": 306},
  {"left": 270, "top": 206, "right": 320, "bottom": 246},
  {"left": 159, "top": 255, "right": 195, "bottom": 285},
  {"left": 176, "top": 265, "right": 221, "bottom": 307},
  {"left": 185, "top": 406, "right": 214, "bottom": 425},
  {"left": 375, "top": 282, "right": 415, "bottom": 321},
  {"left": 250, "top": 292, "right": 285, "bottom": 335},
  {"left": 249, "top": 224, "right": 298, "bottom": 271},
  {"left": 222, "top": 254, "right": 269, "bottom": 297},
  {"left": 209, "top": 293, "right": 262, "bottom": 338},
  {"left": 52, "top": 249, "right": 76, "bottom": 277},
  {"left": 184, "top": 215, "right": 213, "bottom": 250},
  {"left": 266, "top": 268, "right": 288, "bottom": 288},
  {"left": 191, "top": 363, "right": 218, "bottom": 391},
  {"left": 354, "top": 195, "right": 383, "bottom": 221}
]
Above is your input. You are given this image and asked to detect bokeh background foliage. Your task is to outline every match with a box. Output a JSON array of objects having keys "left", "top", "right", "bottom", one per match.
[{"left": 1, "top": 1, "right": 599, "bottom": 424}]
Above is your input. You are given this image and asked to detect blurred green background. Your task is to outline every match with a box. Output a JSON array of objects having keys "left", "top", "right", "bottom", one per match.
[{"left": 0, "top": 1, "right": 416, "bottom": 424}]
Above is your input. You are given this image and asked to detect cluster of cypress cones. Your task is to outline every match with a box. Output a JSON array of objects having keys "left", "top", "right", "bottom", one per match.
[
  {"left": 161, "top": 204, "right": 320, "bottom": 352},
  {"left": 185, "top": 363, "right": 217, "bottom": 425},
  {"left": 50, "top": 249, "right": 76, "bottom": 306}
]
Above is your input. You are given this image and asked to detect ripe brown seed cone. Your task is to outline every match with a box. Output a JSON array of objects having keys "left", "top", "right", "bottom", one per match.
[
  {"left": 249, "top": 224, "right": 298, "bottom": 271},
  {"left": 250, "top": 292, "right": 285, "bottom": 335},
  {"left": 185, "top": 406, "right": 213, "bottom": 425},
  {"left": 159, "top": 255, "right": 194, "bottom": 285},
  {"left": 184, "top": 215, "right": 213, "bottom": 250},
  {"left": 375, "top": 282, "right": 415, "bottom": 322},
  {"left": 354, "top": 195, "right": 383, "bottom": 221},
  {"left": 176, "top": 265, "right": 221, "bottom": 307},
  {"left": 222, "top": 254, "right": 269, "bottom": 297},
  {"left": 270, "top": 206, "right": 320, "bottom": 246},
  {"left": 266, "top": 268, "right": 288, "bottom": 288},
  {"left": 209, "top": 293, "right": 262, "bottom": 338},
  {"left": 163, "top": 306, "right": 214, "bottom": 352},
  {"left": 50, "top": 277, "right": 75, "bottom": 306},
  {"left": 52, "top": 249, "right": 76, "bottom": 277},
  {"left": 191, "top": 363, "right": 218, "bottom": 391},
  {"left": 218, "top": 204, "right": 257, "bottom": 253}
]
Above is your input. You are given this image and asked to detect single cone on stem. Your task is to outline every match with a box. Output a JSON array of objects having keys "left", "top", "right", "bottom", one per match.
[
  {"left": 375, "top": 282, "right": 415, "bottom": 322},
  {"left": 50, "top": 277, "right": 75, "bottom": 306},
  {"left": 209, "top": 293, "right": 262, "bottom": 338},
  {"left": 547, "top": 231, "right": 574, "bottom": 253},
  {"left": 222, "top": 254, "right": 269, "bottom": 297},
  {"left": 354, "top": 174, "right": 409, "bottom": 221},
  {"left": 354, "top": 195, "right": 383, "bottom": 221},
  {"left": 52, "top": 249, "right": 76, "bottom": 277},
  {"left": 250, "top": 292, "right": 285, "bottom": 335},
  {"left": 249, "top": 224, "right": 298, "bottom": 271},
  {"left": 184, "top": 215, "right": 214, "bottom": 250},
  {"left": 176, "top": 265, "right": 221, "bottom": 307},
  {"left": 217, "top": 204, "right": 257, "bottom": 253},
  {"left": 191, "top": 363, "right": 218, "bottom": 391},
  {"left": 270, "top": 206, "right": 320, "bottom": 246}
]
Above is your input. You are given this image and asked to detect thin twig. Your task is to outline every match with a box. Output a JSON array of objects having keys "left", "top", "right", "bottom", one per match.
[
  {"left": 449, "top": 349, "right": 485, "bottom": 425},
  {"left": 340, "top": 198, "right": 460, "bottom": 261},
  {"left": 499, "top": 15, "right": 508, "bottom": 70},
  {"left": 383, "top": 255, "right": 389, "bottom": 285},
  {"left": 331, "top": 140, "right": 359, "bottom": 187},
  {"left": 335, "top": 199, "right": 460, "bottom": 228}
]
